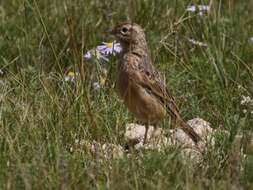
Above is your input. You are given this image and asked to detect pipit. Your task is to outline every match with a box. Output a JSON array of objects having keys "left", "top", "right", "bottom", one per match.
[{"left": 108, "top": 22, "right": 201, "bottom": 144}]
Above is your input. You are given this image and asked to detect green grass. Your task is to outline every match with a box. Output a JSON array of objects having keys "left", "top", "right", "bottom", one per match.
[{"left": 1, "top": 0, "right": 253, "bottom": 189}]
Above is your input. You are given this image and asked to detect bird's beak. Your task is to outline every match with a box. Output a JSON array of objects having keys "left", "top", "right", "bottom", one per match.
[{"left": 106, "top": 28, "right": 115, "bottom": 35}]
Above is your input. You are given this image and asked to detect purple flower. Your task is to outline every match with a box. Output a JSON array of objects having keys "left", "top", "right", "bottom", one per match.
[
  {"left": 186, "top": 5, "right": 197, "bottom": 12},
  {"left": 186, "top": 5, "right": 210, "bottom": 16},
  {"left": 84, "top": 51, "right": 92, "bottom": 60},
  {"left": 92, "top": 82, "right": 101, "bottom": 90},
  {"left": 84, "top": 49, "right": 109, "bottom": 62},
  {"left": 94, "top": 50, "right": 109, "bottom": 62},
  {"left": 97, "top": 41, "right": 122, "bottom": 55},
  {"left": 83, "top": 41, "right": 122, "bottom": 62},
  {"left": 198, "top": 5, "right": 210, "bottom": 12}
]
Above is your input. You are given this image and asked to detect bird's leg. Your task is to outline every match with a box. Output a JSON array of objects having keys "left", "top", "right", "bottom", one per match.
[
  {"left": 143, "top": 123, "right": 149, "bottom": 144},
  {"left": 152, "top": 124, "right": 160, "bottom": 145},
  {"left": 150, "top": 124, "right": 157, "bottom": 138},
  {"left": 171, "top": 116, "right": 177, "bottom": 129}
]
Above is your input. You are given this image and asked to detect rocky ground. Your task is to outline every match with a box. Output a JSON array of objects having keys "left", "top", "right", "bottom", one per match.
[{"left": 76, "top": 118, "right": 251, "bottom": 163}]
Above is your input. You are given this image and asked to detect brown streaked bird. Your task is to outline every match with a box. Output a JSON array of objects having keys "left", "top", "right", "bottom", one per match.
[{"left": 108, "top": 22, "right": 201, "bottom": 144}]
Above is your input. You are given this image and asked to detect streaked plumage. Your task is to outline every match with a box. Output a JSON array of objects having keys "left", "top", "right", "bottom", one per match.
[{"left": 109, "top": 22, "right": 201, "bottom": 144}]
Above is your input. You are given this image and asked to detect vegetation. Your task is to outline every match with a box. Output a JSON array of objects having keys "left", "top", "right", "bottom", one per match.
[{"left": 0, "top": 0, "right": 253, "bottom": 189}]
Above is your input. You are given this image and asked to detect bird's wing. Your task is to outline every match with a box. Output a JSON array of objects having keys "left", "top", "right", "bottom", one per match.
[
  {"left": 126, "top": 54, "right": 201, "bottom": 144},
  {"left": 127, "top": 54, "right": 181, "bottom": 119}
]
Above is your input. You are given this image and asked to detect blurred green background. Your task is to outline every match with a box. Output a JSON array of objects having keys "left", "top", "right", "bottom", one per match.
[{"left": 0, "top": 0, "right": 253, "bottom": 189}]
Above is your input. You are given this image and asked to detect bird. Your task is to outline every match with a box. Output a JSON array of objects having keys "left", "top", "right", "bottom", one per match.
[{"left": 108, "top": 22, "right": 201, "bottom": 144}]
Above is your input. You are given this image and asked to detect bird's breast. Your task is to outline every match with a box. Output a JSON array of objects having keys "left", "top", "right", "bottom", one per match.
[{"left": 116, "top": 67, "right": 166, "bottom": 124}]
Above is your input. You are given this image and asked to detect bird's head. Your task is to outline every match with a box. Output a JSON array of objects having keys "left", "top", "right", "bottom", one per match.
[{"left": 108, "top": 22, "right": 146, "bottom": 47}]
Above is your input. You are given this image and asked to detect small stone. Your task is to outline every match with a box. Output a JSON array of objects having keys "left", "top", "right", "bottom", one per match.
[
  {"left": 125, "top": 123, "right": 148, "bottom": 145},
  {"left": 88, "top": 140, "right": 124, "bottom": 160},
  {"left": 172, "top": 128, "right": 196, "bottom": 147},
  {"left": 180, "top": 148, "right": 203, "bottom": 163},
  {"left": 124, "top": 118, "right": 214, "bottom": 161},
  {"left": 102, "top": 143, "right": 124, "bottom": 159},
  {"left": 187, "top": 118, "right": 212, "bottom": 137}
]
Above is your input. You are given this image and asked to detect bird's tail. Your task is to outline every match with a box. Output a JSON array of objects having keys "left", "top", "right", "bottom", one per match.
[
  {"left": 165, "top": 98, "right": 201, "bottom": 144},
  {"left": 179, "top": 120, "right": 201, "bottom": 144}
]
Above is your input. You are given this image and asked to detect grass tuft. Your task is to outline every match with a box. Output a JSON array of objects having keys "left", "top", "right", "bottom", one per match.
[{"left": 0, "top": 0, "right": 253, "bottom": 189}]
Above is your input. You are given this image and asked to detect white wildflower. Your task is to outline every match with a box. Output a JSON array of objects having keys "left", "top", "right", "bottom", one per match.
[
  {"left": 240, "top": 95, "right": 253, "bottom": 106},
  {"left": 0, "top": 80, "right": 5, "bottom": 86},
  {"left": 84, "top": 41, "right": 122, "bottom": 62},
  {"left": 84, "top": 51, "right": 92, "bottom": 60},
  {"left": 97, "top": 41, "right": 122, "bottom": 55},
  {"left": 186, "top": 5, "right": 210, "bottom": 16},
  {"left": 93, "top": 82, "right": 101, "bottom": 90},
  {"left": 186, "top": 5, "right": 196, "bottom": 12},
  {"left": 74, "top": 139, "right": 79, "bottom": 144},
  {"left": 198, "top": 5, "right": 210, "bottom": 12},
  {"left": 84, "top": 49, "right": 109, "bottom": 62},
  {"left": 188, "top": 38, "right": 208, "bottom": 47},
  {"left": 249, "top": 37, "right": 253, "bottom": 44},
  {"left": 64, "top": 71, "right": 76, "bottom": 82}
]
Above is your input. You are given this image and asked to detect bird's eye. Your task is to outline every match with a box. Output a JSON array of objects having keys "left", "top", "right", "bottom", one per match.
[{"left": 121, "top": 27, "right": 128, "bottom": 34}]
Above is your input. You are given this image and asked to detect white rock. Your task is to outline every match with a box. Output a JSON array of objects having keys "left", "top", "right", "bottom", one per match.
[
  {"left": 124, "top": 123, "right": 146, "bottom": 143},
  {"left": 187, "top": 117, "right": 213, "bottom": 137},
  {"left": 124, "top": 118, "right": 214, "bottom": 158},
  {"left": 170, "top": 118, "right": 213, "bottom": 150},
  {"left": 89, "top": 140, "right": 124, "bottom": 160},
  {"left": 125, "top": 123, "right": 160, "bottom": 144},
  {"left": 171, "top": 128, "right": 195, "bottom": 147},
  {"left": 125, "top": 123, "right": 173, "bottom": 150}
]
